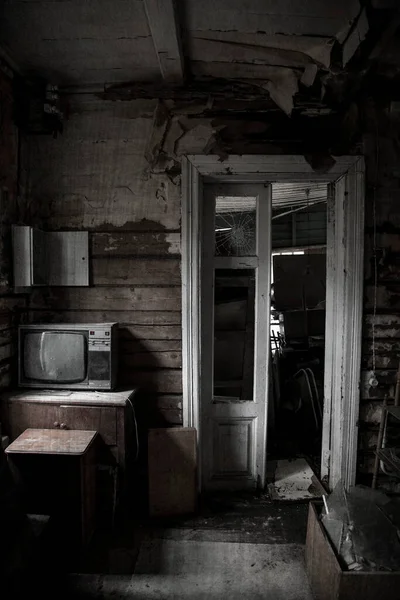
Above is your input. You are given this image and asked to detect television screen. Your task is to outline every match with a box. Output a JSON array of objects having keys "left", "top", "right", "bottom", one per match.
[{"left": 23, "top": 332, "right": 87, "bottom": 383}]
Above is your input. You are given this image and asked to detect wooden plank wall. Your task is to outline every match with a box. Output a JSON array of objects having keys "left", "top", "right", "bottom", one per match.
[
  {"left": 24, "top": 97, "right": 182, "bottom": 427},
  {"left": 22, "top": 92, "right": 400, "bottom": 480},
  {"left": 0, "top": 65, "right": 26, "bottom": 392}
]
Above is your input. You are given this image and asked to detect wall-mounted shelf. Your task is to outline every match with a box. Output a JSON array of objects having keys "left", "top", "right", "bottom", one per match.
[{"left": 12, "top": 225, "right": 89, "bottom": 291}]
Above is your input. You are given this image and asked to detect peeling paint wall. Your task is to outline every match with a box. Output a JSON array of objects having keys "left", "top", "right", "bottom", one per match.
[
  {"left": 24, "top": 96, "right": 183, "bottom": 426},
  {"left": 22, "top": 89, "right": 400, "bottom": 481}
]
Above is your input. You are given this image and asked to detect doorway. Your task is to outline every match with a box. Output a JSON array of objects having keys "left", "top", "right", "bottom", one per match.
[
  {"left": 182, "top": 156, "right": 365, "bottom": 492},
  {"left": 268, "top": 183, "right": 328, "bottom": 496}
]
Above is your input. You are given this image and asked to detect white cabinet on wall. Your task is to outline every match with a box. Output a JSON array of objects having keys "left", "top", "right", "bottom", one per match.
[{"left": 12, "top": 225, "right": 89, "bottom": 291}]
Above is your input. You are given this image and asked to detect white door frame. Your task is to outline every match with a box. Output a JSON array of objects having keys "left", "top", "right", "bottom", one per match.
[{"left": 182, "top": 155, "right": 365, "bottom": 491}]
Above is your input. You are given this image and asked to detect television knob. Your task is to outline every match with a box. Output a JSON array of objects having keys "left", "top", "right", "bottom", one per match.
[
  {"left": 60, "top": 423, "right": 67, "bottom": 430},
  {"left": 53, "top": 421, "right": 60, "bottom": 428}
]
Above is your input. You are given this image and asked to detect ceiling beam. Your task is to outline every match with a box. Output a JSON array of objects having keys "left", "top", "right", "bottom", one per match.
[
  {"left": 102, "top": 78, "right": 273, "bottom": 101},
  {"left": 144, "top": 0, "right": 184, "bottom": 84}
]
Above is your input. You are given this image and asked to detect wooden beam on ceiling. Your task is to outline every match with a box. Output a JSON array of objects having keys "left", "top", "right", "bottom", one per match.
[
  {"left": 101, "top": 78, "right": 277, "bottom": 104},
  {"left": 144, "top": 0, "right": 184, "bottom": 84}
]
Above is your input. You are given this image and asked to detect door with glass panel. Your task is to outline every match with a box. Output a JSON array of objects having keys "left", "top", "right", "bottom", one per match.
[{"left": 201, "top": 183, "right": 271, "bottom": 490}]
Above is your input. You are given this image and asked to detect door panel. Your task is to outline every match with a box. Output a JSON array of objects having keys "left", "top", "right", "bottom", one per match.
[
  {"left": 213, "top": 417, "right": 256, "bottom": 478},
  {"left": 201, "top": 183, "right": 271, "bottom": 490}
]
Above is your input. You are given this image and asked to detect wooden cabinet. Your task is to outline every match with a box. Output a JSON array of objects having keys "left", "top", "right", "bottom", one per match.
[
  {"left": 1, "top": 389, "right": 137, "bottom": 538},
  {"left": 12, "top": 225, "right": 89, "bottom": 289},
  {"left": 58, "top": 405, "right": 117, "bottom": 446},
  {"left": 6, "top": 429, "right": 98, "bottom": 556},
  {"left": 0, "top": 389, "right": 137, "bottom": 474},
  {"left": 6, "top": 401, "right": 60, "bottom": 437}
]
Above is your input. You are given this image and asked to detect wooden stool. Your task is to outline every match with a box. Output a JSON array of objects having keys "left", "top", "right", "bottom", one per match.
[{"left": 5, "top": 428, "right": 98, "bottom": 559}]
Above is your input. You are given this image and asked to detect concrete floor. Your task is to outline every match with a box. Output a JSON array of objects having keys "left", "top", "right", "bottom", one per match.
[
  {"left": 65, "top": 540, "right": 312, "bottom": 599},
  {"left": 53, "top": 492, "right": 314, "bottom": 599},
  {"left": 133, "top": 538, "right": 311, "bottom": 599}
]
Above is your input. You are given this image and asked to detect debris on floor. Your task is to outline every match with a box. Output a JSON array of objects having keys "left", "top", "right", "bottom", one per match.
[
  {"left": 321, "top": 481, "right": 400, "bottom": 571},
  {"left": 268, "top": 458, "right": 325, "bottom": 501}
]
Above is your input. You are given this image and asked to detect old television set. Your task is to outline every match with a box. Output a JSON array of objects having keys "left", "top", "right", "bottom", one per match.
[{"left": 18, "top": 323, "right": 118, "bottom": 390}]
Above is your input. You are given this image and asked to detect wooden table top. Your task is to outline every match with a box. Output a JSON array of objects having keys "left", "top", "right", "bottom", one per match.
[
  {"left": 2, "top": 388, "right": 137, "bottom": 407},
  {"left": 5, "top": 428, "right": 97, "bottom": 456}
]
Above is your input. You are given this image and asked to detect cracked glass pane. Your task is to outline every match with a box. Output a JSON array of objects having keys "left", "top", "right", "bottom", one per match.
[{"left": 215, "top": 196, "right": 257, "bottom": 256}]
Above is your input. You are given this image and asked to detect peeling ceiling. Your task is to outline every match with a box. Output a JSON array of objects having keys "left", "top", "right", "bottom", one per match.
[
  {"left": 0, "top": 0, "right": 161, "bottom": 85},
  {"left": 2, "top": 0, "right": 399, "bottom": 119},
  {"left": 1, "top": 0, "right": 361, "bottom": 93},
  {"left": 186, "top": 0, "right": 361, "bottom": 81},
  {"left": 185, "top": 0, "right": 361, "bottom": 37}
]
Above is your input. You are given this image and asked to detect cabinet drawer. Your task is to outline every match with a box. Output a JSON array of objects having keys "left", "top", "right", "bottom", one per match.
[
  {"left": 7, "top": 402, "right": 60, "bottom": 440},
  {"left": 59, "top": 405, "right": 117, "bottom": 445}
]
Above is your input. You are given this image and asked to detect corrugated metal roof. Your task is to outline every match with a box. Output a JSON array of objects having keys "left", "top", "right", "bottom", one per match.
[
  {"left": 216, "top": 183, "right": 328, "bottom": 213},
  {"left": 272, "top": 182, "right": 328, "bottom": 209},
  {"left": 216, "top": 196, "right": 257, "bottom": 214}
]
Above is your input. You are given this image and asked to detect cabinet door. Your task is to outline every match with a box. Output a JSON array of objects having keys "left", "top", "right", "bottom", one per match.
[
  {"left": 59, "top": 405, "right": 117, "bottom": 445},
  {"left": 7, "top": 402, "right": 60, "bottom": 439}
]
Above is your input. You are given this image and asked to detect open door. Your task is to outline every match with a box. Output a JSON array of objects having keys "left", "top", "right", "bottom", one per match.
[
  {"left": 200, "top": 184, "right": 271, "bottom": 490},
  {"left": 182, "top": 155, "right": 364, "bottom": 493}
]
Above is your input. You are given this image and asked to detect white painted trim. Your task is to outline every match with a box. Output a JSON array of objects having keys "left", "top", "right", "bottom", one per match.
[
  {"left": 345, "top": 160, "right": 365, "bottom": 488},
  {"left": 322, "top": 158, "right": 365, "bottom": 490},
  {"left": 321, "top": 185, "right": 336, "bottom": 482},
  {"left": 214, "top": 257, "right": 259, "bottom": 269},
  {"left": 188, "top": 155, "right": 360, "bottom": 181},
  {"left": 323, "top": 177, "right": 347, "bottom": 487},
  {"left": 204, "top": 174, "right": 346, "bottom": 183},
  {"left": 181, "top": 157, "right": 201, "bottom": 438},
  {"left": 199, "top": 184, "right": 216, "bottom": 489},
  {"left": 254, "top": 184, "right": 272, "bottom": 488},
  {"left": 182, "top": 155, "right": 365, "bottom": 492}
]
